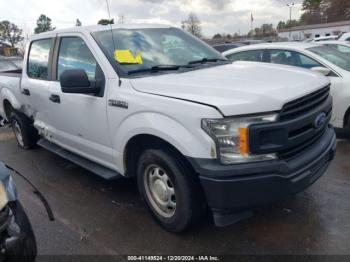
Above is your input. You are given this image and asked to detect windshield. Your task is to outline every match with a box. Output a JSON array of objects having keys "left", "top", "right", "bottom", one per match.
[
  {"left": 325, "top": 44, "right": 350, "bottom": 55},
  {"left": 308, "top": 45, "right": 350, "bottom": 72},
  {"left": 93, "top": 27, "right": 226, "bottom": 76}
]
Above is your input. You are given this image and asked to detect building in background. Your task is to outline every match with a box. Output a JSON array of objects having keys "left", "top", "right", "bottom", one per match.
[
  {"left": 278, "top": 20, "right": 350, "bottom": 41},
  {"left": 0, "top": 42, "right": 20, "bottom": 57}
]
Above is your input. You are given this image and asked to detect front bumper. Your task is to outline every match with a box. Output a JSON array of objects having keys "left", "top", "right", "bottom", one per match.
[{"left": 189, "top": 125, "right": 337, "bottom": 226}]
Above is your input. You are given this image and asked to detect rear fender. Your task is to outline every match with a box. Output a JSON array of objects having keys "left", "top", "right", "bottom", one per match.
[{"left": 0, "top": 87, "right": 22, "bottom": 120}]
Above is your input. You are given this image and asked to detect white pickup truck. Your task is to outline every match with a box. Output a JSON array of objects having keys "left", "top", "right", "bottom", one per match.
[{"left": 0, "top": 24, "right": 336, "bottom": 232}]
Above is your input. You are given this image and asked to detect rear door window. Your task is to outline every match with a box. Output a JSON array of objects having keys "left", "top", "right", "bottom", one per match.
[
  {"left": 27, "top": 39, "right": 53, "bottom": 80},
  {"left": 267, "top": 49, "right": 323, "bottom": 69},
  {"left": 269, "top": 50, "right": 297, "bottom": 66},
  {"left": 296, "top": 53, "right": 323, "bottom": 69},
  {"left": 226, "top": 50, "right": 264, "bottom": 62}
]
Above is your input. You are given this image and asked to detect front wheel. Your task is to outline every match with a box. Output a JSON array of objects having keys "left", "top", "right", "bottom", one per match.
[{"left": 137, "top": 149, "right": 204, "bottom": 232}]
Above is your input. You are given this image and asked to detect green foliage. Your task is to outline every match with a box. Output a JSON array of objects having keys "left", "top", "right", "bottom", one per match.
[
  {"left": 34, "top": 14, "right": 55, "bottom": 34},
  {"left": 302, "top": 0, "right": 323, "bottom": 12},
  {"left": 277, "top": 20, "right": 300, "bottom": 30},
  {"left": 212, "top": 34, "right": 222, "bottom": 39},
  {"left": 277, "top": 0, "right": 350, "bottom": 31},
  {"left": 249, "top": 24, "right": 277, "bottom": 38},
  {"left": 97, "top": 19, "right": 114, "bottom": 25},
  {"left": 324, "top": 0, "right": 350, "bottom": 22}
]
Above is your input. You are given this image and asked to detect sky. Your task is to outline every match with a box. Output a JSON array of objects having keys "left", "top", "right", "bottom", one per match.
[{"left": 1, "top": 0, "right": 304, "bottom": 38}]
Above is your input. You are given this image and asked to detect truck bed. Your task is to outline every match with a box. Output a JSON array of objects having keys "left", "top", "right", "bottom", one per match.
[
  {"left": 0, "top": 69, "right": 23, "bottom": 119},
  {"left": 0, "top": 69, "right": 22, "bottom": 78}
]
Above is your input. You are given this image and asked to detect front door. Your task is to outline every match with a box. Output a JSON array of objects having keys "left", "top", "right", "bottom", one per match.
[{"left": 47, "top": 34, "right": 114, "bottom": 168}]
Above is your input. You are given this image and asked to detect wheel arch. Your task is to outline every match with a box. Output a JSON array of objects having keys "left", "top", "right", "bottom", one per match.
[
  {"left": 3, "top": 99, "right": 13, "bottom": 120},
  {"left": 1, "top": 88, "right": 22, "bottom": 120},
  {"left": 123, "top": 134, "right": 195, "bottom": 178}
]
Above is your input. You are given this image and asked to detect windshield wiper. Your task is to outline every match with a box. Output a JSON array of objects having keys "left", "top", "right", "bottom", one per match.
[
  {"left": 188, "top": 58, "right": 228, "bottom": 65},
  {"left": 128, "top": 64, "right": 192, "bottom": 75}
]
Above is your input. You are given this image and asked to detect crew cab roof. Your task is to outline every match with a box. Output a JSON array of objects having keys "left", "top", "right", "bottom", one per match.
[
  {"left": 30, "top": 24, "right": 173, "bottom": 40},
  {"left": 222, "top": 42, "right": 323, "bottom": 56}
]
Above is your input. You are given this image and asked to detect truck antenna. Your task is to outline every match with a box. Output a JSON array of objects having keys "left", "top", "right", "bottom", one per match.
[{"left": 105, "top": 0, "right": 122, "bottom": 85}]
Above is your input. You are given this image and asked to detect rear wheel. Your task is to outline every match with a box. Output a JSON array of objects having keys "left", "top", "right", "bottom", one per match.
[
  {"left": 10, "top": 112, "right": 38, "bottom": 149},
  {"left": 137, "top": 149, "right": 204, "bottom": 232}
]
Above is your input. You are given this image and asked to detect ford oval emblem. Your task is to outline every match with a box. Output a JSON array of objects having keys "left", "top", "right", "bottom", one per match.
[{"left": 314, "top": 112, "right": 327, "bottom": 130}]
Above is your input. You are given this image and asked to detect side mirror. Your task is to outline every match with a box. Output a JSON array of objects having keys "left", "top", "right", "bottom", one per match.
[
  {"left": 311, "top": 66, "right": 331, "bottom": 76},
  {"left": 60, "top": 69, "right": 100, "bottom": 94}
]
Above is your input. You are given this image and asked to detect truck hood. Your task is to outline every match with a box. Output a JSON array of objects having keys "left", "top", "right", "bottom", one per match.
[{"left": 129, "top": 61, "right": 329, "bottom": 116}]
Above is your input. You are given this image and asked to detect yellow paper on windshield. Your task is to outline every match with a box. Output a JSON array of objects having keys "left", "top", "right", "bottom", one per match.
[{"left": 114, "top": 49, "right": 143, "bottom": 64}]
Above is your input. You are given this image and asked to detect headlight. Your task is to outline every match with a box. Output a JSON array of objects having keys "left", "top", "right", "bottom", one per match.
[
  {"left": 202, "top": 114, "right": 278, "bottom": 164},
  {"left": 0, "top": 182, "right": 9, "bottom": 210}
]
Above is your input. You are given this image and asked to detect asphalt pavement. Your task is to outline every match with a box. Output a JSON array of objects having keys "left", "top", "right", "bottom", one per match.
[{"left": 0, "top": 126, "right": 349, "bottom": 260}]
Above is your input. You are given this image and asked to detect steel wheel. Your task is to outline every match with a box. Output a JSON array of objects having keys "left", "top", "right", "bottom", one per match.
[
  {"left": 144, "top": 165, "right": 176, "bottom": 218},
  {"left": 12, "top": 119, "right": 24, "bottom": 147}
]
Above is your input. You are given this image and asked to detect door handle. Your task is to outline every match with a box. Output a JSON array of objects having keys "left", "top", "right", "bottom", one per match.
[
  {"left": 22, "top": 88, "right": 30, "bottom": 96},
  {"left": 49, "top": 94, "right": 61, "bottom": 103}
]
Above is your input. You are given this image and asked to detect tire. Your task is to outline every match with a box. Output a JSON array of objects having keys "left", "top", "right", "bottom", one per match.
[
  {"left": 10, "top": 112, "right": 38, "bottom": 149},
  {"left": 7, "top": 202, "right": 37, "bottom": 262},
  {"left": 137, "top": 149, "right": 205, "bottom": 232}
]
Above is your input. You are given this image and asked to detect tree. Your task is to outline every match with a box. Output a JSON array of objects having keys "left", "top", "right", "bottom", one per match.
[
  {"left": 181, "top": 13, "right": 202, "bottom": 38},
  {"left": 76, "top": 19, "right": 82, "bottom": 27},
  {"left": 277, "top": 20, "right": 299, "bottom": 30},
  {"left": 323, "top": 0, "right": 350, "bottom": 22},
  {"left": 247, "top": 24, "right": 277, "bottom": 39},
  {"left": 212, "top": 34, "right": 222, "bottom": 39},
  {"left": 300, "top": 0, "right": 325, "bottom": 24},
  {"left": 277, "top": 21, "right": 286, "bottom": 30},
  {"left": 34, "top": 14, "right": 55, "bottom": 34},
  {"left": 0, "top": 21, "right": 24, "bottom": 47},
  {"left": 233, "top": 32, "right": 240, "bottom": 39},
  {"left": 97, "top": 19, "right": 114, "bottom": 25}
]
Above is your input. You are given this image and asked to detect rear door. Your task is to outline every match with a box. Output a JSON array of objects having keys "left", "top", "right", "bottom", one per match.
[
  {"left": 46, "top": 33, "right": 114, "bottom": 167},
  {"left": 21, "top": 38, "right": 55, "bottom": 132}
]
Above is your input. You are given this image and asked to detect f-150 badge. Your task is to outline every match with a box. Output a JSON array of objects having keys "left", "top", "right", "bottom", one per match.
[{"left": 108, "top": 100, "right": 129, "bottom": 109}]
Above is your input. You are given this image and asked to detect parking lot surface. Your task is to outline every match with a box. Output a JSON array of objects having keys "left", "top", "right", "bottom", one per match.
[{"left": 0, "top": 126, "right": 349, "bottom": 258}]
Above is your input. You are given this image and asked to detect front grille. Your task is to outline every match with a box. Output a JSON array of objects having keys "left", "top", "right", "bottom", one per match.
[
  {"left": 279, "top": 85, "right": 330, "bottom": 121},
  {"left": 249, "top": 85, "right": 332, "bottom": 161},
  {"left": 278, "top": 127, "right": 327, "bottom": 160},
  {"left": 278, "top": 85, "right": 331, "bottom": 161}
]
